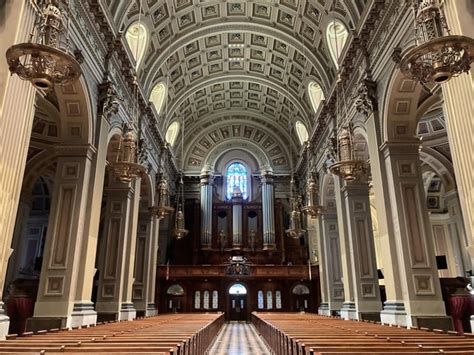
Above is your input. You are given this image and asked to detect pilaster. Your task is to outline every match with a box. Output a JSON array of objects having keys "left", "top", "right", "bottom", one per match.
[
  {"left": 380, "top": 141, "right": 448, "bottom": 327},
  {"left": 200, "top": 171, "right": 214, "bottom": 249},
  {"left": 261, "top": 172, "right": 276, "bottom": 250},
  {"left": 28, "top": 146, "right": 97, "bottom": 331}
]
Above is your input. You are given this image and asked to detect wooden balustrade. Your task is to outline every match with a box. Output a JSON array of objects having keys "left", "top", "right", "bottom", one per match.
[
  {"left": 252, "top": 312, "right": 474, "bottom": 354},
  {"left": 0, "top": 312, "right": 224, "bottom": 354}
]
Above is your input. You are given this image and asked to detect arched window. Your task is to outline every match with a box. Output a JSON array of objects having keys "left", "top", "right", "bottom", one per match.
[
  {"left": 258, "top": 290, "right": 264, "bottom": 309},
  {"left": 203, "top": 290, "right": 210, "bottom": 309},
  {"left": 125, "top": 22, "right": 147, "bottom": 69},
  {"left": 295, "top": 121, "right": 309, "bottom": 145},
  {"left": 266, "top": 290, "right": 273, "bottom": 310},
  {"left": 326, "top": 19, "right": 349, "bottom": 68},
  {"left": 226, "top": 162, "right": 249, "bottom": 200},
  {"left": 212, "top": 290, "right": 218, "bottom": 309},
  {"left": 229, "top": 283, "right": 247, "bottom": 295},
  {"left": 194, "top": 291, "right": 201, "bottom": 309},
  {"left": 150, "top": 83, "right": 167, "bottom": 114},
  {"left": 165, "top": 121, "right": 180, "bottom": 146},
  {"left": 292, "top": 284, "right": 310, "bottom": 295},
  {"left": 308, "top": 82, "right": 325, "bottom": 113},
  {"left": 166, "top": 284, "right": 185, "bottom": 296},
  {"left": 275, "top": 290, "right": 282, "bottom": 309}
]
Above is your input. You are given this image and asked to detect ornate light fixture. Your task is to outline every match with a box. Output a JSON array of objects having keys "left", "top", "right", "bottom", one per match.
[
  {"left": 286, "top": 122, "right": 306, "bottom": 239},
  {"left": 301, "top": 143, "right": 323, "bottom": 218},
  {"left": 149, "top": 146, "right": 174, "bottom": 219},
  {"left": 400, "top": 0, "right": 474, "bottom": 84},
  {"left": 109, "top": 124, "right": 146, "bottom": 184},
  {"left": 328, "top": 125, "right": 368, "bottom": 181},
  {"left": 172, "top": 116, "right": 188, "bottom": 240},
  {"left": 6, "top": 0, "right": 82, "bottom": 91}
]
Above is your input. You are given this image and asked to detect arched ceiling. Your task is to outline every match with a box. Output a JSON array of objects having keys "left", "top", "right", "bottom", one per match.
[{"left": 105, "top": 0, "right": 368, "bottom": 173}]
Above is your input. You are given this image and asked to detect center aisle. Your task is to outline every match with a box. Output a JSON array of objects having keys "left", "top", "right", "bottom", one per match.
[{"left": 208, "top": 321, "right": 271, "bottom": 355}]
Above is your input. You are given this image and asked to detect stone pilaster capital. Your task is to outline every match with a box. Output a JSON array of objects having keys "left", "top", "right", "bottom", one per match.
[
  {"left": 260, "top": 171, "right": 274, "bottom": 184},
  {"left": 379, "top": 140, "right": 421, "bottom": 157},
  {"left": 199, "top": 172, "right": 214, "bottom": 186}
]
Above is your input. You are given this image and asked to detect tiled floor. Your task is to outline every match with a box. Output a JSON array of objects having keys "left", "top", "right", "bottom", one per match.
[{"left": 208, "top": 321, "right": 271, "bottom": 355}]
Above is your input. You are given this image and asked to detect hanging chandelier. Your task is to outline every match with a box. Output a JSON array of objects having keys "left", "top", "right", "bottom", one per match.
[
  {"left": 149, "top": 146, "right": 174, "bottom": 219},
  {"left": 173, "top": 175, "right": 189, "bottom": 240},
  {"left": 6, "top": 0, "right": 82, "bottom": 91},
  {"left": 172, "top": 116, "right": 188, "bottom": 239},
  {"left": 328, "top": 125, "right": 368, "bottom": 181},
  {"left": 109, "top": 124, "right": 146, "bottom": 184},
  {"left": 301, "top": 143, "right": 323, "bottom": 218},
  {"left": 400, "top": 0, "right": 474, "bottom": 84}
]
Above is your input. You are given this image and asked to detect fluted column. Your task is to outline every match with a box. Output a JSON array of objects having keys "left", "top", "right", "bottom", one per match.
[
  {"left": 0, "top": 1, "right": 36, "bottom": 339},
  {"left": 261, "top": 172, "right": 276, "bottom": 249},
  {"left": 232, "top": 193, "right": 243, "bottom": 248},
  {"left": 441, "top": 0, "right": 474, "bottom": 266},
  {"left": 28, "top": 146, "right": 97, "bottom": 331},
  {"left": 200, "top": 171, "right": 214, "bottom": 249},
  {"left": 318, "top": 212, "right": 344, "bottom": 315}
]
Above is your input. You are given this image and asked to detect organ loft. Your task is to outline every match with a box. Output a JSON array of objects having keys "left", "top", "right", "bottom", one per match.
[{"left": 0, "top": 0, "right": 473, "bottom": 353}]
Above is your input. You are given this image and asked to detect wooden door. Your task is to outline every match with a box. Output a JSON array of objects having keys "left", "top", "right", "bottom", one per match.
[{"left": 229, "top": 294, "right": 247, "bottom": 321}]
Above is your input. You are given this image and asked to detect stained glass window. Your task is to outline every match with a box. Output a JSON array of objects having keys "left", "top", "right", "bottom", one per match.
[
  {"left": 226, "top": 162, "right": 248, "bottom": 199},
  {"left": 267, "top": 290, "right": 273, "bottom": 310},
  {"left": 194, "top": 291, "right": 201, "bottom": 309},
  {"left": 326, "top": 19, "right": 349, "bottom": 68},
  {"left": 258, "top": 290, "right": 264, "bottom": 309},
  {"left": 125, "top": 22, "right": 147, "bottom": 69},
  {"left": 212, "top": 290, "right": 218, "bottom": 309},
  {"left": 276, "top": 290, "right": 282, "bottom": 309},
  {"left": 203, "top": 290, "right": 210, "bottom": 309}
]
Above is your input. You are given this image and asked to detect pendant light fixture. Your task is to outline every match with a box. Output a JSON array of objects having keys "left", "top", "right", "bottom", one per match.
[
  {"left": 109, "top": 1, "right": 146, "bottom": 184},
  {"left": 6, "top": 0, "right": 82, "bottom": 91},
  {"left": 172, "top": 115, "right": 188, "bottom": 240},
  {"left": 149, "top": 145, "right": 174, "bottom": 219},
  {"left": 286, "top": 122, "right": 306, "bottom": 240},
  {"left": 327, "top": 12, "right": 368, "bottom": 182},
  {"left": 301, "top": 143, "right": 323, "bottom": 218},
  {"left": 400, "top": 0, "right": 474, "bottom": 84}
]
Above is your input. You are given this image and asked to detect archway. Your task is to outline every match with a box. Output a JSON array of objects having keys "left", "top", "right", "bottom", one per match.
[{"left": 228, "top": 283, "right": 248, "bottom": 321}]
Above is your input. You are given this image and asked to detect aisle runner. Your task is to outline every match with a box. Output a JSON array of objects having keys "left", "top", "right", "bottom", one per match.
[{"left": 208, "top": 321, "right": 271, "bottom": 355}]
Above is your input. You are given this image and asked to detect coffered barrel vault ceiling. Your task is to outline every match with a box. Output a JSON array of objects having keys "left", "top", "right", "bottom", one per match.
[{"left": 105, "top": 0, "right": 367, "bottom": 173}]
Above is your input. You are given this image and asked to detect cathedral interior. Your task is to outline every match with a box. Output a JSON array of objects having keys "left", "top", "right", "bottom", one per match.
[{"left": 0, "top": 0, "right": 473, "bottom": 352}]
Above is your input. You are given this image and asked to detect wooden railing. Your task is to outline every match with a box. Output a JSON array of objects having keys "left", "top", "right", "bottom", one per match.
[
  {"left": 252, "top": 312, "right": 474, "bottom": 354},
  {"left": 0, "top": 312, "right": 224, "bottom": 354}
]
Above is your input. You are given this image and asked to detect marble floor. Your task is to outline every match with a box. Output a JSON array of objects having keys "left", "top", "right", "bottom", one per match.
[{"left": 208, "top": 321, "right": 271, "bottom": 355}]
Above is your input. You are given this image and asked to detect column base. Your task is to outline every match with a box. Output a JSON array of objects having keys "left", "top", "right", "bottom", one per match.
[
  {"left": 381, "top": 301, "right": 409, "bottom": 326},
  {"left": 318, "top": 303, "right": 330, "bottom": 316},
  {"left": 201, "top": 244, "right": 212, "bottom": 251},
  {"left": 26, "top": 317, "right": 68, "bottom": 332},
  {"left": 0, "top": 313, "right": 9, "bottom": 340},
  {"left": 146, "top": 303, "right": 158, "bottom": 317},
  {"left": 263, "top": 243, "right": 276, "bottom": 251},
  {"left": 70, "top": 302, "right": 97, "bottom": 328},
  {"left": 470, "top": 315, "right": 474, "bottom": 333},
  {"left": 340, "top": 302, "right": 357, "bottom": 320},
  {"left": 119, "top": 303, "right": 136, "bottom": 321}
]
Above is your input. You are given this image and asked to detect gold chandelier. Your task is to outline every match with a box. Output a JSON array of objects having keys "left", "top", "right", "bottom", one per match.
[
  {"left": 172, "top": 116, "right": 188, "bottom": 240},
  {"left": 6, "top": 0, "right": 82, "bottom": 91},
  {"left": 149, "top": 145, "right": 174, "bottom": 219},
  {"left": 301, "top": 143, "right": 323, "bottom": 218},
  {"left": 109, "top": 125, "right": 146, "bottom": 184},
  {"left": 400, "top": 0, "right": 474, "bottom": 84},
  {"left": 328, "top": 125, "right": 368, "bottom": 181}
]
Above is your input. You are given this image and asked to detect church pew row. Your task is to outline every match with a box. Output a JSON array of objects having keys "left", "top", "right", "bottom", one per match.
[
  {"left": 251, "top": 312, "right": 474, "bottom": 355},
  {"left": 0, "top": 312, "right": 224, "bottom": 354}
]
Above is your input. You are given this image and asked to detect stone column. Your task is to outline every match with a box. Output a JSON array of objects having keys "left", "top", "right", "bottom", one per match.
[
  {"left": 28, "top": 146, "right": 97, "bottom": 331},
  {"left": 379, "top": 141, "right": 448, "bottom": 327},
  {"left": 441, "top": 0, "right": 474, "bottom": 267},
  {"left": 231, "top": 193, "right": 243, "bottom": 248},
  {"left": 0, "top": 1, "right": 36, "bottom": 339},
  {"left": 261, "top": 171, "right": 276, "bottom": 249},
  {"left": 95, "top": 177, "right": 140, "bottom": 321},
  {"left": 200, "top": 171, "right": 213, "bottom": 249},
  {"left": 133, "top": 213, "right": 159, "bottom": 316},
  {"left": 318, "top": 212, "right": 344, "bottom": 316},
  {"left": 444, "top": 191, "right": 470, "bottom": 277},
  {"left": 336, "top": 178, "right": 382, "bottom": 320}
]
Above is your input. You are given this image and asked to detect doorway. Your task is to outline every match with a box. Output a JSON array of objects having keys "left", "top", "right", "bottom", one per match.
[{"left": 228, "top": 283, "right": 247, "bottom": 321}]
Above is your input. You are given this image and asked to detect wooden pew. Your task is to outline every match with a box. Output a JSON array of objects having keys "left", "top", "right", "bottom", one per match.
[
  {"left": 252, "top": 312, "right": 474, "bottom": 355},
  {"left": 0, "top": 313, "right": 224, "bottom": 354}
]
